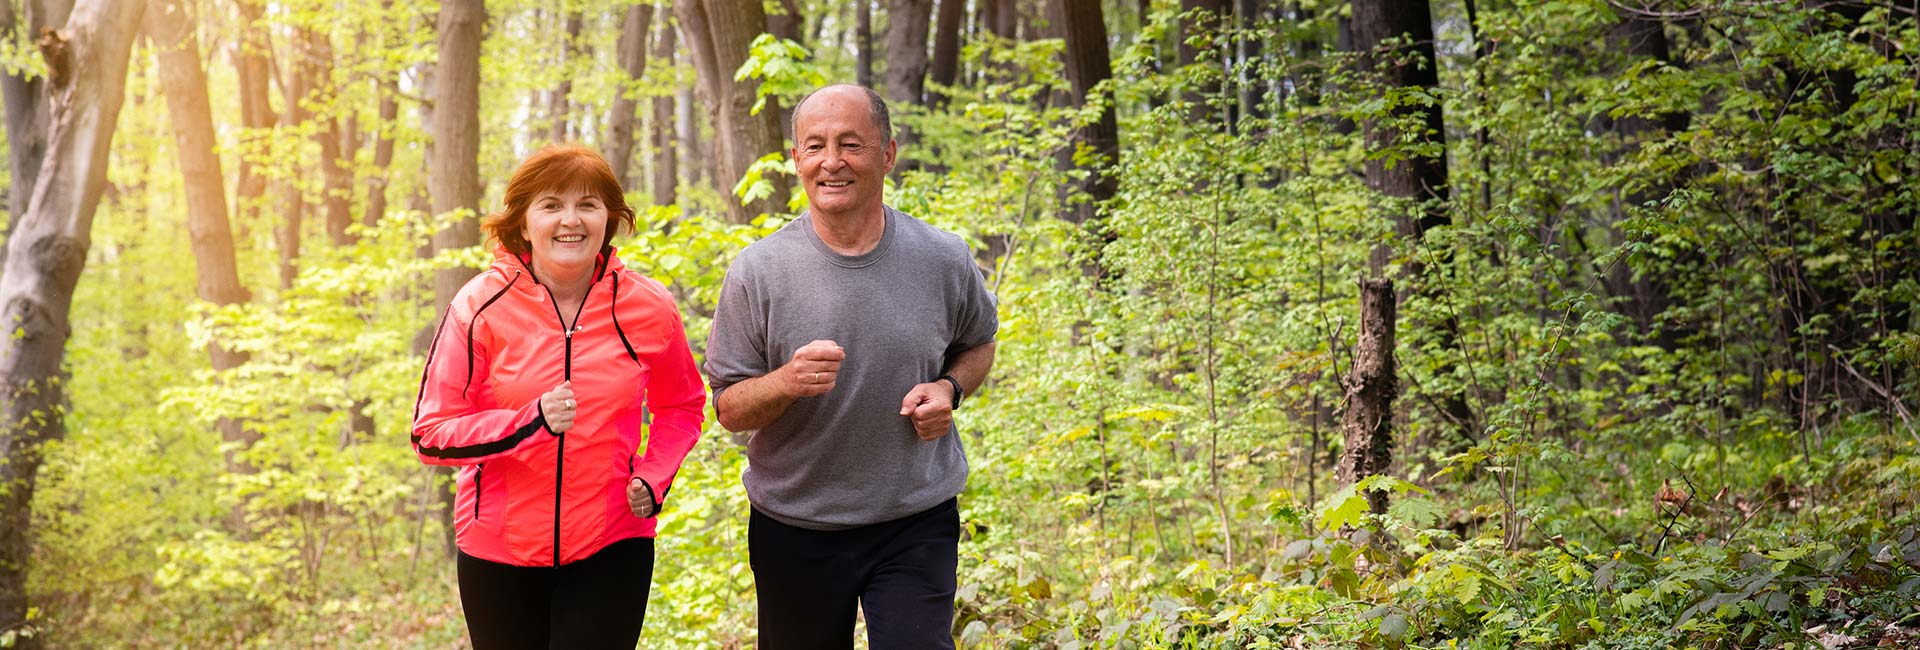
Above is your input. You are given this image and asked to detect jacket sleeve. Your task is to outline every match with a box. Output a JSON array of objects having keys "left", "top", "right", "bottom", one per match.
[
  {"left": 631, "top": 296, "right": 707, "bottom": 510},
  {"left": 411, "top": 298, "right": 556, "bottom": 466}
]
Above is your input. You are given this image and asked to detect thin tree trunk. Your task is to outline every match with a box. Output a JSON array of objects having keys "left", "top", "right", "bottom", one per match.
[
  {"left": 1601, "top": 10, "right": 1690, "bottom": 349},
  {"left": 549, "top": 10, "right": 583, "bottom": 144},
  {"left": 651, "top": 12, "right": 678, "bottom": 206},
  {"left": 232, "top": 0, "right": 274, "bottom": 237},
  {"left": 365, "top": 66, "right": 398, "bottom": 229},
  {"left": 606, "top": 2, "right": 653, "bottom": 188},
  {"left": 148, "top": 0, "right": 254, "bottom": 476},
  {"left": 1056, "top": 0, "right": 1118, "bottom": 227},
  {"left": 677, "top": 86, "right": 701, "bottom": 186},
  {"left": 1179, "top": 0, "right": 1228, "bottom": 116},
  {"left": 928, "top": 0, "right": 964, "bottom": 106},
  {"left": 1335, "top": 279, "right": 1399, "bottom": 515},
  {"left": 276, "top": 28, "right": 310, "bottom": 289},
  {"left": 1234, "top": 0, "right": 1266, "bottom": 125},
  {"left": 0, "top": 3, "right": 145, "bottom": 645},
  {"left": 856, "top": 0, "right": 874, "bottom": 88},
  {"left": 296, "top": 29, "right": 353, "bottom": 248}
]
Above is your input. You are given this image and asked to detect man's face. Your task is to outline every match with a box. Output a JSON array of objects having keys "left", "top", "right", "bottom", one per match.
[{"left": 791, "top": 89, "right": 895, "bottom": 219}]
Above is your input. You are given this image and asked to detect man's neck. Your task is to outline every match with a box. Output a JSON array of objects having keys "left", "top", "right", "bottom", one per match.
[{"left": 810, "top": 205, "right": 887, "bottom": 256}]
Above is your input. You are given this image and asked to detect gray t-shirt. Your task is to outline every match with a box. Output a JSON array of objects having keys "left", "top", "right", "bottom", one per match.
[{"left": 704, "top": 206, "right": 998, "bottom": 530}]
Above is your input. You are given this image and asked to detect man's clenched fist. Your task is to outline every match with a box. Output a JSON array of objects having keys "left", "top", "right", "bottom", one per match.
[{"left": 782, "top": 340, "right": 845, "bottom": 398}]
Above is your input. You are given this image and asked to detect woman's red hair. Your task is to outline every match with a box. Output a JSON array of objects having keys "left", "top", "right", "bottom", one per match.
[{"left": 483, "top": 144, "right": 636, "bottom": 258}]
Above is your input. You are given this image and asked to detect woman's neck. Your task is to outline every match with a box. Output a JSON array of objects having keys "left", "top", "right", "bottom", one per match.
[{"left": 533, "top": 259, "right": 593, "bottom": 308}]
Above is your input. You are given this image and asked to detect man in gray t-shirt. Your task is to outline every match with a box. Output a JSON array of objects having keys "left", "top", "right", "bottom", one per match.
[{"left": 703, "top": 85, "right": 997, "bottom": 649}]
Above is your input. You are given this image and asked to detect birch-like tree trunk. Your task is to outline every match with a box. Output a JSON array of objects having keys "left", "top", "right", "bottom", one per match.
[{"left": 0, "top": 2, "right": 146, "bottom": 644}]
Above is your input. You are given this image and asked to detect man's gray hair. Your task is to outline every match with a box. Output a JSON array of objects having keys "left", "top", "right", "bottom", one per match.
[{"left": 789, "top": 84, "right": 892, "bottom": 142}]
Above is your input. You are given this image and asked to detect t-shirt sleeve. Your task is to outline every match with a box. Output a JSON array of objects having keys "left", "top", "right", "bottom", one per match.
[
  {"left": 949, "top": 247, "right": 999, "bottom": 354},
  {"left": 702, "top": 256, "right": 769, "bottom": 404}
]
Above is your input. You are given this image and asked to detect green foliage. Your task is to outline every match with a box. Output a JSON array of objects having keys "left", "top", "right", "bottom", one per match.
[{"left": 735, "top": 34, "right": 826, "bottom": 116}]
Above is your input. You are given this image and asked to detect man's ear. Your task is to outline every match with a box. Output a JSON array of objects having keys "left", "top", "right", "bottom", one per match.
[{"left": 884, "top": 139, "right": 898, "bottom": 172}]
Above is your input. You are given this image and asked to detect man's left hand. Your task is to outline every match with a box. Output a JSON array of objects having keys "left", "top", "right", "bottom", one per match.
[{"left": 899, "top": 382, "right": 956, "bottom": 441}]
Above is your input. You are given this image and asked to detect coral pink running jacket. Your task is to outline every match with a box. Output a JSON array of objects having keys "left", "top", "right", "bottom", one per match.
[{"left": 412, "top": 246, "right": 705, "bottom": 567}]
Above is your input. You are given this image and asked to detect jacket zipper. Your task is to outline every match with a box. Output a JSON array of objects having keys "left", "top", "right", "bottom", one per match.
[{"left": 543, "top": 283, "right": 583, "bottom": 568}]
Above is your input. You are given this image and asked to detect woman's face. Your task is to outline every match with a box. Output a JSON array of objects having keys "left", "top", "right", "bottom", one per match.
[{"left": 520, "top": 185, "right": 608, "bottom": 280}]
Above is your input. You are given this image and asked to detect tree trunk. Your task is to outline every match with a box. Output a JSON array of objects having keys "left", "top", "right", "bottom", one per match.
[
  {"left": 928, "top": 0, "right": 964, "bottom": 106},
  {"left": 768, "top": 0, "right": 804, "bottom": 43},
  {"left": 606, "top": 2, "right": 653, "bottom": 188},
  {"left": 1179, "top": 0, "right": 1228, "bottom": 118},
  {"left": 1055, "top": 0, "right": 1117, "bottom": 227},
  {"left": 365, "top": 65, "right": 398, "bottom": 229},
  {"left": 856, "top": 0, "right": 874, "bottom": 88},
  {"left": 231, "top": 0, "right": 274, "bottom": 237},
  {"left": 0, "top": 0, "right": 73, "bottom": 272},
  {"left": 1601, "top": 11, "right": 1690, "bottom": 350},
  {"left": 882, "top": 0, "right": 933, "bottom": 108},
  {"left": 0, "top": 2, "right": 145, "bottom": 644},
  {"left": 677, "top": 0, "right": 792, "bottom": 223},
  {"left": 1234, "top": 0, "right": 1266, "bottom": 126},
  {"left": 1335, "top": 279, "right": 1399, "bottom": 515},
  {"left": 298, "top": 30, "right": 352, "bottom": 248},
  {"left": 549, "top": 10, "right": 583, "bottom": 144},
  {"left": 276, "top": 28, "right": 310, "bottom": 289},
  {"left": 882, "top": 0, "right": 932, "bottom": 169},
  {"left": 677, "top": 85, "right": 701, "bottom": 186},
  {"left": 651, "top": 12, "right": 678, "bottom": 206},
  {"left": 430, "top": 0, "right": 485, "bottom": 559},
  {"left": 147, "top": 0, "right": 255, "bottom": 473},
  {"left": 1348, "top": 0, "right": 1473, "bottom": 442}
]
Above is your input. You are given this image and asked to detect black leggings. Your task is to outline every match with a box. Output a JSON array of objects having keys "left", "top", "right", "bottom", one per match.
[
  {"left": 750, "top": 498, "right": 960, "bottom": 650},
  {"left": 456, "top": 536, "right": 655, "bottom": 650}
]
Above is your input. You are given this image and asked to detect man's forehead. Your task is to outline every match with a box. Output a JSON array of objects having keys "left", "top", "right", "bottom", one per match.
[{"left": 795, "top": 91, "right": 875, "bottom": 133}]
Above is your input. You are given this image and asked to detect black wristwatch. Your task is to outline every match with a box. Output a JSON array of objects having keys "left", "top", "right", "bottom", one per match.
[{"left": 937, "top": 374, "right": 963, "bottom": 410}]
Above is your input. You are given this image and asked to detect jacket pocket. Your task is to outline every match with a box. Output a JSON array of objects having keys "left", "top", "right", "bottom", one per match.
[{"left": 473, "top": 463, "right": 486, "bottom": 521}]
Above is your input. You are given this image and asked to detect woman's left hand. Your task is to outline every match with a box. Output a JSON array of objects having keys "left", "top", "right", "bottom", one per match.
[{"left": 627, "top": 477, "right": 657, "bottom": 519}]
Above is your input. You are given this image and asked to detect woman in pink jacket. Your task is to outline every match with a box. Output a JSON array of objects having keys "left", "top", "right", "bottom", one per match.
[{"left": 411, "top": 144, "right": 705, "bottom": 649}]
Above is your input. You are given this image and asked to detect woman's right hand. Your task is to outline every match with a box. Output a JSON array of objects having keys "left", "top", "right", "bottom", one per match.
[{"left": 540, "top": 381, "right": 576, "bottom": 433}]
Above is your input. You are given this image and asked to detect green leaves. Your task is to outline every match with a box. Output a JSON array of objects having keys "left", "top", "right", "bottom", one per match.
[{"left": 733, "top": 34, "right": 825, "bottom": 116}]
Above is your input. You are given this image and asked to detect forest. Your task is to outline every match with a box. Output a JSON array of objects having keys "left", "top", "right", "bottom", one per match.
[{"left": 0, "top": 0, "right": 1915, "bottom": 647}]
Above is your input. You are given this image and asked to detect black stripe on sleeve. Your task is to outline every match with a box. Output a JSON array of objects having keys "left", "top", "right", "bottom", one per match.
[{"left": 413, "top": 413, "right": 551, "bottom": 460}]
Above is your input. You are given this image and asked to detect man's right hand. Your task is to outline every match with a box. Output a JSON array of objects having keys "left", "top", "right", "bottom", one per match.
[{"left": 780, "top": 340, "right": 845, "bottom": 397}]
